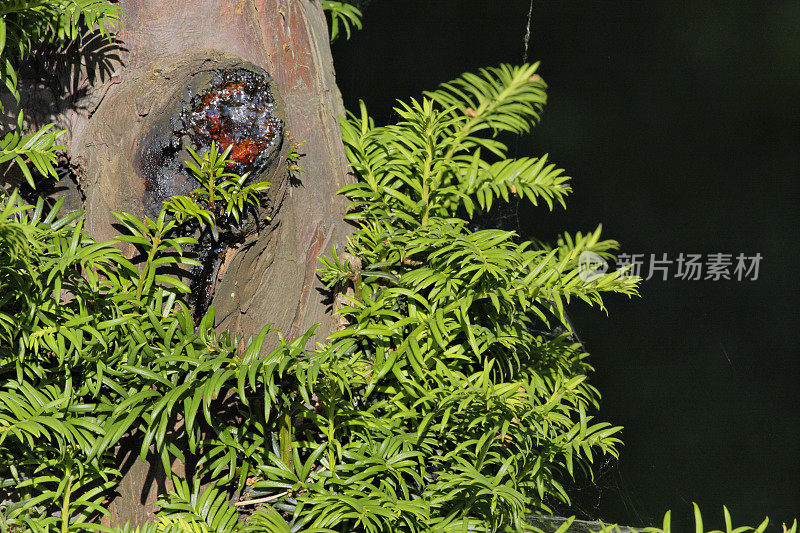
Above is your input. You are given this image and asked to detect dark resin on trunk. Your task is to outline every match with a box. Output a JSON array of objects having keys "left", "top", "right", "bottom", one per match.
[
  {"left": 136, "top": 63, "right": 285, "bottom": 320},
  {"left": 139, "top": 67, "right": 283, "bottom": 219},
  {"left": 187, "top": 69, "right": 282, "bottom": 174}
]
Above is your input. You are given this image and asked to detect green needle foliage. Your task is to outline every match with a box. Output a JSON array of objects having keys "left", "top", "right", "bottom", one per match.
[
  {"left": 0, "top": 113, "right": 64, "bottom": 187},
  {"left": 589, "top": 504, "right": 797, "bottom": 533},
  {"left": 0, "top": 0, "right": 121, "bottom": 187},
  {"left": 0, "top": 183, "right": 315, "bottom": 531},
  {"left": 320, "top": 0, "right": 363, "bottom": 42},
  {"left": 303, "top": 63, "right": 638, "bottom": 532},
  {"left": 166, "top": 143, "right": 271, "bottom": 241}
]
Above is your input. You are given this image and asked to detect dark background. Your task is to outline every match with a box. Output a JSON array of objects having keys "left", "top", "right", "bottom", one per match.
[{"left": 331, "top": 1, "right": 800, "bottom": 530}]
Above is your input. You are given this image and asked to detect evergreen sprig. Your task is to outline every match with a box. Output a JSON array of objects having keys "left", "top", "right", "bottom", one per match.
[
  {"left": 320, "top": 1, "right": 363, "bottom": 42},
  {"left": 299, "top": 63, "right": 638, "bottom": 531},
  {"left": 166, "top": 143, "right": 270, "bottom": 241}
]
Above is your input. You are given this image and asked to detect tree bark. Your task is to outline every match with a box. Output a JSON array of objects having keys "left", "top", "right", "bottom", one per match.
[{"left": 7, "top": 0, "right": 352, "bottom": 525}]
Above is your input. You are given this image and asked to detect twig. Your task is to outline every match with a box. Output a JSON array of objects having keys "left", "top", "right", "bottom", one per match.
[{"left": 234, "top": 490, "right": 290, "bottom": 507}]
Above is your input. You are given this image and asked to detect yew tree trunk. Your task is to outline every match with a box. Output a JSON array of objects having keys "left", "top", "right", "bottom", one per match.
[{"left": 11, "top": 0, "right": 353, "bottom": 525}]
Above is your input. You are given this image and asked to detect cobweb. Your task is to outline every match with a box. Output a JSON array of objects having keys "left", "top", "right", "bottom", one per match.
[
  {"left": 477, "top": 0, "right": 534, "bottom": 236},
  {"left": 549, "top": 455, "right": 651, "bottom": 526},
  {"left": 503, "top": 2, "right": 648, "bottom": 526}
]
